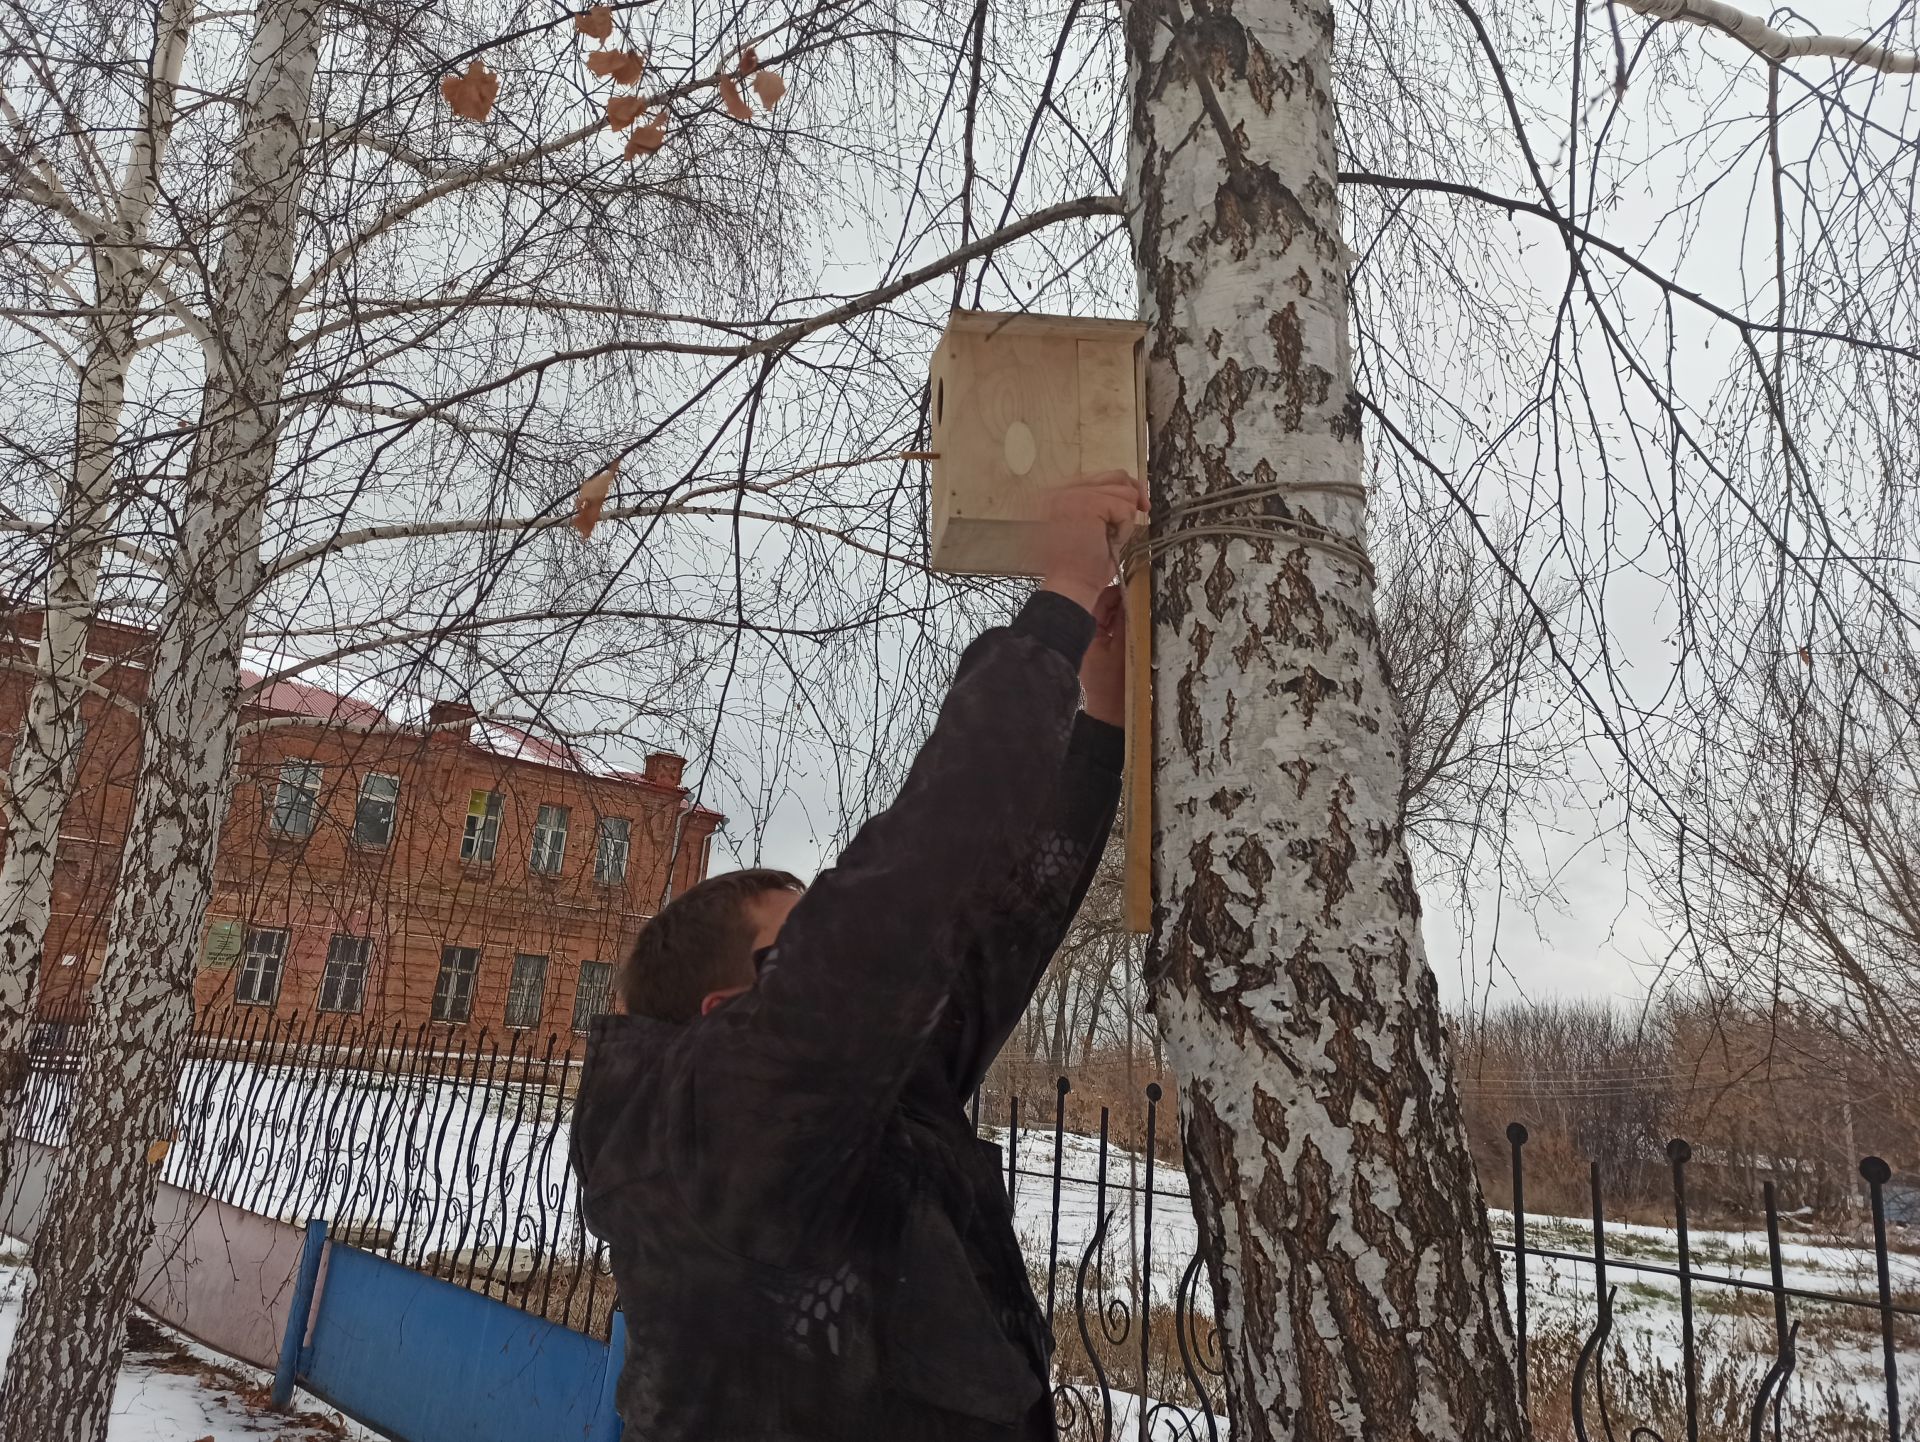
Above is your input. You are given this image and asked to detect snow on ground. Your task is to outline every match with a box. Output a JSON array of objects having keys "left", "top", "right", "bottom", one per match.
[
  {"left": 0, "top": 1239, "right": 374, "bottom": 1442},
  {"left": 997, "top": 1126, "right": 1917, "bottom": 1425}
]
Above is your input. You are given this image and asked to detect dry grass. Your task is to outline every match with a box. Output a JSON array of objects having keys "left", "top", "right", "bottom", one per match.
[
  {"left": 1525, "top": 1320, "right": 1917, "bottom": 1442},
  {"left": 1031, "top": 1256, "right": 1228, "bottom": 1422}
]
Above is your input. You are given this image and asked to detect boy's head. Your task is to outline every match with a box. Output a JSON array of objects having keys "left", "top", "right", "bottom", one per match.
[{"left": 621, "top": 868, "right": 806, "bottom": 1022}]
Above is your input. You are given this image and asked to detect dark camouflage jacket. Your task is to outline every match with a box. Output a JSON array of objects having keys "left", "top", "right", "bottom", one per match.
[{"left": 571, "top": 593, "right": 1121, "bottom": 1441}]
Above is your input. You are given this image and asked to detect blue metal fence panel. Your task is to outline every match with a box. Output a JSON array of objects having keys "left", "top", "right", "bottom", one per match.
[{"left": 298, "top": 1243, "right": 620, "bottom": 1442}]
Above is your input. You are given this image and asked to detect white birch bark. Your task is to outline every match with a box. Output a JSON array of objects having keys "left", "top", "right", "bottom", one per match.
[
  {"left": 1126, "top": 0, "right": 1527, "bottom": 1435},
  {"left": 0, "top": 0, "right": 197, "bottom": 1190},
  {"left": 0, "top": 3, "right": 322, "bottom": 1435}
]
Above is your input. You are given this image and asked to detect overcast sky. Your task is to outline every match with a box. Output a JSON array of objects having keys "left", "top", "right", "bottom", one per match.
[{"left": 650, "top": 0, "right": 1909, "bottom": 1021}]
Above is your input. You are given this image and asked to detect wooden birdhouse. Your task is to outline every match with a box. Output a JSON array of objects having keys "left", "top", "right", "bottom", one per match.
[
  {"left": 926, "top": 308, "right": 1154, "bottom": 934},
  {"left": 928, "top": 309, "right": 1149, "bottom": 576}
]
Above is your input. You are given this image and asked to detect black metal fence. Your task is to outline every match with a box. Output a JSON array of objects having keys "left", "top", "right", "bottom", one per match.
[{"left": 15, "top": 1013, "right": 1917, "bottom": 1440}]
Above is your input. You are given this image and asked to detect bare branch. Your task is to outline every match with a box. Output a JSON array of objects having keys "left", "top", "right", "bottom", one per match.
[{"left": 1618, "top": 0, "right": 1919, "bottom": 74}]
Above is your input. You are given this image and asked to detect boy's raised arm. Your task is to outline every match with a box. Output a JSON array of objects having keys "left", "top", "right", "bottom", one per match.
[{"left": 695, "top": 478, "right": 1143, "bottom": 1180}]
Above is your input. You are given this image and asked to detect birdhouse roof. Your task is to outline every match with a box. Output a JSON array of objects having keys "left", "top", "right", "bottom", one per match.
[{"left": 940, "top": 308, "right": 1147, "bottom": 345}]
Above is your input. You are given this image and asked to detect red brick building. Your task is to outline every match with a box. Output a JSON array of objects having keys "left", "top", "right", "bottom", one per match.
[{"left": 3, "top": 614, "right": 721, "bottom": 1043}]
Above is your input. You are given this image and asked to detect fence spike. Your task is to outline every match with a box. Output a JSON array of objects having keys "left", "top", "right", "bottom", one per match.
[
  {"left": 1667, "top": 1138, "right": 1699, "bottom": 1442},
  {"left": 1861, "top": 1157, "right": 1900, "bottom": 1442}
]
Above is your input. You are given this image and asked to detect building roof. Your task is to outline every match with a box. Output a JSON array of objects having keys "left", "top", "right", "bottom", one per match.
[
  {"left": 2, "top": 609, "right": 722, "bottom": 823},
  {"left": 242, "top": 671, "right": 390, "bottom": 729},
  {"left": 239, "top": 669, "right": 722, "bottom": 822}
]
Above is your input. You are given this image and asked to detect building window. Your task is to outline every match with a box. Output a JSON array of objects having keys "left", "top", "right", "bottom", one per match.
[
  {"left": 234, "top": 928, "right": 288, "bottom": 1006},
  {"left": 353, "top": 773, "right": 399, "bottom": 848},
  {"left": 572, "top": 960, "right": 614, "bottom": 1032},
  {"left": 505, "top": 953, "right": 549, "bottom": 1029},
  {"left": 268, "top": 762, "right": 322, "bottom": 839},
  {"left": 319, "top": 934, "right": 373, "bottom": 1014},
  {"left": 529, "top": 804, "right": 570, "bottom": 875},
  {"left": 460, "top": 791, "right": 502, "bottom": 863},
  {"left": 432, "top": 946, "right": 480, "bottom": 1024},
  {"left": 594, "top": 817, "right": 630, "bottom": 885}
]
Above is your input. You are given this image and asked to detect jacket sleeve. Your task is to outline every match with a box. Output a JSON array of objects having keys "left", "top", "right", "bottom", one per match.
[
  {"left": 688, "top": 593, "right": 1094, "bottom": 1228},
  {"left": 922, "top": 715, "right": 1123, "bottom": 1102}
]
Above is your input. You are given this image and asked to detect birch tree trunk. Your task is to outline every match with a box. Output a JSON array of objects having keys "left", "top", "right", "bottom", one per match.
[
  {"left": 0, "top": 0, "right": 196, "bottom": 1191},
  {"left": 0, "top": 3, "right": 321, "bottom": 1434},
  {"left": 1125, "top": 1, "right": 1527, "bottom": 1435}
]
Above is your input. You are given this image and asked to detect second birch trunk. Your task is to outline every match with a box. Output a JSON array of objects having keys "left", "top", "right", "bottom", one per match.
[{"left": 0, "top": 0, "right": 196, "bottom": 1193}]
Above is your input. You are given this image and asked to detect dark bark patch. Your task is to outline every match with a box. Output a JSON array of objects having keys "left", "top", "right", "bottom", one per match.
[
  {"left": 1265, "top": 303, "right": 1335, "bottom": 431},
  {"left": 1383, "top": 843, "right": 1421, "bottom": 919},
  {"left": 1231, "top": 626, "right": 1265, "bottom": 673},
  {"left": 1279, "top": 665, "right": 1336, "bottom": 725},
  {"left": 1200, "top": 447, "right": 1237, "bottom": 492},
  {"left": 1177, "top": 671, "right": 1204, "bottom": 757},
  {"left": 1317, "top": 780, "right": 1357, "bottom": 922},
  {"left": 1253, "top": 1087, "right": 1300, "bottom": 1222},
  {"left": 1283, "top": 931, "right": 1334, "bottom": 1016},
  {"left": 1183, "top": 845, "right": 1255, "bottom": 968},
  {"left": 1208, "top": 786, "right": 1249, "bottom": 817},
  {"left": 1152, "top": 257, "right": 1189, "bottom": 345},
  {"left": 1203, "top": 549, "right": 1235, "bottom": 618},
  {"left": 1331, "top": 387, "right": 1365, "bottom": 442},
  {"left": 1244, "top": 35, "right": 1282, "bottom": 112},
  {"left": 1164, "top": 543, "right": 1200, "bottom": 631},
  {"left": 1201, "top": 357, "right": 1265, "bottom": 446},
  {"left": 1285, "top": 777, "right": 1356, "bottom": 924},
  {"left": 1209, "top": 163, "right": 1315, "bottom": 263},
  {"left": 1206, "top": 327, "right": 1223, "bottom": 357},
  {"left": 1281, "top": 757, "right": 1312, "bottom": 798},
  {"left": 1267, "top": 549, "right": 1330, "bottom": 649},
  {"left": 1174, "top": 623, "right": 1212, "bottom": 757},
  {"left": 1228, "top": 833, "right": 1272, "bottom": 895},
  {"left": 1267, "top": 303, "right": 1305, "bottom": 431}
]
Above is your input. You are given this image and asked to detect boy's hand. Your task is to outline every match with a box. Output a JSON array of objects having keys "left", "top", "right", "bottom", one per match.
[
  {"left": 1032, "top": 471, "right": 1146, "bottom": 613},
  {"left": 1081, "top": 585, "right": 1127, "bottom": 726}
]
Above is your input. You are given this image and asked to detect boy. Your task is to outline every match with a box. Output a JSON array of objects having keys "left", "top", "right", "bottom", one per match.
[{"left": 572, "top": 475, "right": 1141, "bottom": 1440}]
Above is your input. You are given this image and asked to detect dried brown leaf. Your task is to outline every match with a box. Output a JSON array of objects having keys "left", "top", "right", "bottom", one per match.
[
  {"left": 1798, "top": 645, "right": 1813, "bottom": 666},
  {"left": 625, "top": 116, "right": 668, "bottom": 157},
  {"left": 605, "top": 94, "right": 646, "bottom": 130},
  {"left": 751, "top": 69, "right": 785, "bottom": 110},
  {"left": 718, "top": 75, "right": 752, "bottom": 120},
  {"left": 587, "top": 48, "right": 644, "bottom": 86},
  {"left": 147, "top": 1137, "right": 173, "bottom": 1165},
  {"left": 575, "top": 461, "right": 618, "bottom": 538},
  {"left": 440, "top": 61, "right": 499, "bottom": 123},
  {"left": 574, "top": 4, "right": 614, "bottom": 40},
  {"left": 736, "top": 45, "right": 760, "bottom": 76}
]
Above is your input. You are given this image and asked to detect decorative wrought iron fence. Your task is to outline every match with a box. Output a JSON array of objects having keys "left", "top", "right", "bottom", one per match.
[
  {"left": 21, "top": 1009, "right": 620, "bottom": 1337},
  {"left": 15, "top": 1014, "right": 1915, "bottom": 1440}
]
